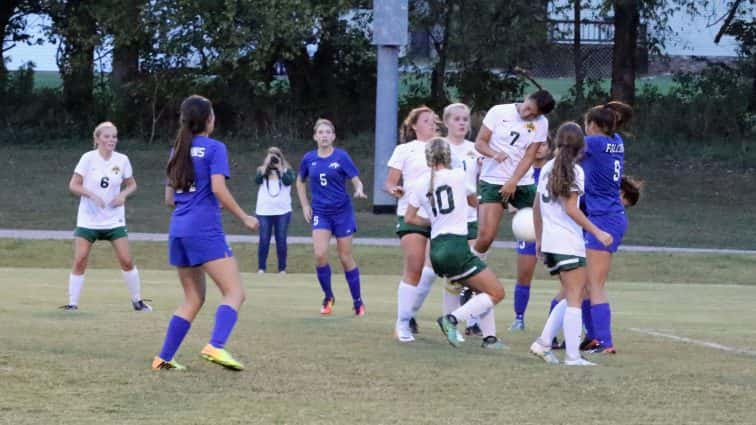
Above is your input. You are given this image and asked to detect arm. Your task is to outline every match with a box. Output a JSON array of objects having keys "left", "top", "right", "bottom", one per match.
[
  {"left": 563, "top": 192, "right": 613, "bottom": 247},
  {"left": 351, "top": 176, "right": 367, "bottom": 199},
  {"left": 68, "top": 173, "right": 105, "bottom": 208},
  {"left": 281, "top": 169, "right": 296, "bottom": 186},
  {"left": 110, "top": 177, "right": 137, "bottom": 207},
  {"left": 211, "top": 174, "right": 259, "bottom": 231},
  {"left": 383, "top": 167, "right": 404, "bottom": 198},
  {"left": 295, "top": 176, "right": 312, "bottom": 223},
  {"left": 164, "top": 185, "right": 175, "bottom": 207},
  {"left": 499, "top": 142, "right": 540, "bottom": 199},
  {"left": 405, "top": 204, "right": 430, "bottom": 228},
  {"left": 467, "top": 194, "right": 478, "bottom": 208},
  {"left": 254, "top": 170, "right": 265, "bottom": 185},
  {"left": 533, "top": 195, "right": 543, "bottom": 256},
  {"left": 474, "top": 126, "right": 508, "bottom": 163}
]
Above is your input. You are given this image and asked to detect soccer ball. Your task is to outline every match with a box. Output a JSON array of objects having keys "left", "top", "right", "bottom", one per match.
[{"left": 512, "top": 208, "right": 536, "bottom": 242}]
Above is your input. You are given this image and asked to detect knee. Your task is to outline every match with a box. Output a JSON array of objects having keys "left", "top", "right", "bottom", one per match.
[
  {"left": 338, "top": 252, "right": 354, "bottom": 268},
  {"left": 490, "top": 285, "right": 505, "bottom": 304},
  {"left": 72, "top": 256, "right": 88, "bottom": 274},
  {"left": 185, "top": 294, "right": 205, "bottom": 312}
]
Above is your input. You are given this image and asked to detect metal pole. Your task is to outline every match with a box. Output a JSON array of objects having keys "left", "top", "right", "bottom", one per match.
[{"left": 372, "top": 45, "right": 400, "bottom": 214}]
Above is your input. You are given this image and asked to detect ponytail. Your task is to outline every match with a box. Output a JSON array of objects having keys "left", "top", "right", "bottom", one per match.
[
  {"left": 585, "top": 101, "right": 633, "bottom": 135},
  {"left": 166, "top": 95, "right": 213, "bottom": 191},
  {"left": 424, "top": 137, "right": 452, "bottom": 200},
  {"left": 548, "top": 122, "right": 585, "bottom": 199}
]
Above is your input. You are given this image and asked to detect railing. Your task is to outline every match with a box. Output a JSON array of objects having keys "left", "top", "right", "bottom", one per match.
[{"left": 548, "top": 19, "right": 647, "bottom": 45}]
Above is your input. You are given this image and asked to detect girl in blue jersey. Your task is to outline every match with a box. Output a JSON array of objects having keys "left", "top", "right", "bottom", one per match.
[
  {"left": 296, "top": 119, "right": 367, "bottom": 316},
  {"left": 579, "top": 101, "right": 634, "bottom": 355},
  {"left": 152, "top": 95, "right": 259, "bottom": 371}
]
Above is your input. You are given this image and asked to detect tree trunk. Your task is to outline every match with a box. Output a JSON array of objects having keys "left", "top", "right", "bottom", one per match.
[
  {"left": 573, "top": 0, "right": 584, "bottom": 109},
  {"left": 111, "top": 0, "right": 146, "bottom": 133},
  {"left": 611, "top": 0, "right": 639, "bottom": 104},
  {"left": 429, "top": 3, "right": 451, "bottom": 107}
]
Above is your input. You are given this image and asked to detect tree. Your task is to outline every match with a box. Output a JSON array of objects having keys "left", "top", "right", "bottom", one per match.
[
  {"left": 0, "top": 1, "right": 43, "bottom": 84},
  {"left": 610, "top": 0, "right": 639, "bottom": 103}
]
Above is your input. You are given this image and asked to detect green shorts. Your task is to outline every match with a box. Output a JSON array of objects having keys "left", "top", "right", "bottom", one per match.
[
  {"left": 478, "top": 181, "right": 536, "bottom": 209},
  {"left": 74, "top": 226, "right": 128, "bottom": 243},
  {"left": 466, "top": 221, "right": 478, "bottom": 240},
  {"left": 430, "top": 234, "right": 487, "bottom": 283},
  {"left": 395, "top": 216, "right": 431, "bottom": 239},
  {"left": 543, "top": 252, "right": 586, "bottom": 275}
]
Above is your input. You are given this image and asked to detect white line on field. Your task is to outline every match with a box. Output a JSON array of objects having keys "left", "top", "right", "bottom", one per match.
[{"left": 629, "top": 328, "right": 756, "bottom": 357}]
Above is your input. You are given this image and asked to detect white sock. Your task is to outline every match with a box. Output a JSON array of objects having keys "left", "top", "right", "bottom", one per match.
[
  {"left": 411, "top": 267, "right": 437, "bottom": 314},
  {"left": 397, "top": 281, "right": 418, "bottom": 324},
  {"left": 564, "top": 306, "right": 583, "bottom": 361},
  {"left": 68, "top": 274, "right": 84, "bottom": 306},
  {"left": 539, "top": 299, "right": 567, "bottom": 343},
  {"left": 451, "top": 293, "right": 494, "bottom": 323},
  {"left": 477, "top": 307, "right": 496, "bottom": 338},
  {"left": 442, "top": 282, "right": 461, "bottom": 315},
  {"left": 122, "top": 267, "right": 142, "bottom": 302},
  {"left": 470, "top": 246, "right": 488, "bottom": 261}
]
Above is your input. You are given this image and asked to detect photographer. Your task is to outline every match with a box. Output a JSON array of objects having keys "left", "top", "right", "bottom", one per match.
[{"left": 255, "top": 147, "right": 295, "bottom": 274}]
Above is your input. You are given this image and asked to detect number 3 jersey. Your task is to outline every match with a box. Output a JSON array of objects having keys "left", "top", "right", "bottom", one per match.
[
  {"left": 73, "top": 150, "right": 133, "bottom": 229},
  {"left": 299, "top": 148, "right": 359, "bottom": 215},
  {"left": 537, "top": 159, "right": 586, "bottom": 257},
  {"left": 580, "top": 133, "right": 625, "bottom": 216},
  {"left": 479, "top": 103, "right": 548, "bottom": 186},
  {"left": 408, "top": 168, "right": 475, "bottom": 240}
]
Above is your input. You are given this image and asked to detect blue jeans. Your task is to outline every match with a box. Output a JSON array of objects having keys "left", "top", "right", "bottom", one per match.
[{"left": 257, "top": 212, "right": 291, "bottom": 272}]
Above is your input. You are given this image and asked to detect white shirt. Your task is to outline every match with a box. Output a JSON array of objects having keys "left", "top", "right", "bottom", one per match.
[
  {"left": 255, "top": 173, "right": 293, "bottom": 216},
  {"left": 387, "top": 140, "right": 431, "bottom": 216},
  {"left": 537, "top": 159, "right": 586, "bottom": 257},
  {"left": 409, "top": 168, "right": 475, "bottom": 240},
  {"left": 479, "top": 104, "right": 548, "bottom": 186},
  {"left": 73, "top": 150, "right": 133, "bottom": 229},
  {"left": 448, "top": 139, "right": 480, "bottom": 223}
]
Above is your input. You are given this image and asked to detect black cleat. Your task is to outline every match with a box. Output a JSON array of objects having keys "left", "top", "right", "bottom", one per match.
[
  {"left": 409, "top": 317, "right": 419, "bottom": 334},
  {"left": 132, "top": 299, "right": 153, "bottom": 311},
  {"left": 465, "top": 324, "right": 483, "bottom": 337},
  {"left": 59, "top": 304, "right": 78, "bottom": 311}
]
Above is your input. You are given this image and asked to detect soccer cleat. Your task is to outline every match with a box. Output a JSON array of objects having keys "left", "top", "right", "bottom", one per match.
[
  {"left": 395, "top": 321, "right": 415, "bottom": 342},
  {"left": 354, "top": 303, "right": 366, "bottom": 317},
  {"left": 551, "top": 337, "right": 565, "bottom": 350},
  {"left": 465, "top": 324, "right": 482, "bottom": 337},
  {"left": 530, "top": 339, "right": 560, "bottom": 364},
  {"left": 59, "top": 304, "right": 78, "bottom": 311},
  {"left": 588, "top": 343, "right": 616, "bottom": 355},
  {"left": 456, "top": 330, "right": 465, "bottom": 342},
  {"left": 200, "top": 344, "right": 245, "bottom": 371},
  {"left": 320, "top": 297, "right": 334, "bottom": 315},
  {"left": 481, "top": 336, "right": 508, "bottom": 350},
  {"left": 151, "top": 356, "right": 186, "bottom": 371},
  {"left": 580, "top": 338, "right": 600, "bottom": 351},
  {"left": 409, "top": 317, "right": 419, "bottom": 334},
  {"left": 509, "top": 318, "right": 525, "bottom": 331},
  {"left": 132, "top": 299, "right": 153, "bottom": 312},
  {"left": 257, "top": 269, "right": 265, "bottom": 274},
  {"left": 565, "top": 356, "right": 597, "bottom": 366},
  {"left": 436, "top": 315, "right": 462, "bottom": 347}
]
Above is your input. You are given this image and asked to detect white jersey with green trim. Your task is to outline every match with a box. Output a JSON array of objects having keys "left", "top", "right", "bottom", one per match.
[
  {"left": 479, "top": 103, "right": 548, "bottom": 186},
  {"left": 448, "top": 139, "right": 480, "bottom": 223},
  {"left": 408, "top": 168, "right": 474, "bottom": 240},
  {"left": 73, "top": 150, "right": 133, "bottom": 229},
  {"left": 537, "top": 159, "right": 585, "bottom": 257},
  {"left": 387, "top": 140, "right": 430, "bottom": 217}
]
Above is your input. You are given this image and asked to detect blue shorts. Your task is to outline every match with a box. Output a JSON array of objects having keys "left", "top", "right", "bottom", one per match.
[
  {"left": 584, "top": 213, "right": 627, "bottom": 253},
  {"left": 516, "top": 240, "right": 537, "bottom": 256},
  {"left": 168, "top": 235, "right": 233, "bottom": 267},
  {"left": 312, "top": 209, "right": 357, "bottom": 238}
]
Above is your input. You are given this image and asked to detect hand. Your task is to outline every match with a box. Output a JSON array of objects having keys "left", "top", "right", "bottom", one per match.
[
  {"left": 498, "top": 181, "right": 516, "bottom": 201},
  {"left": 596, "top": 230, "right": 614, "bottom": 247},
  {"left": 109, "top": 194, "right": 126, "bottom": 208},
  {"left": 302, "top": 205, "right": 312, "bottom": 223},
  {"left": 388, "top": 186, "right": 404, "bottom": 199},
  {"left": 493, "top": 152, "right": 508, "bottom": 163},
  {"left": 243, "top": 215, "right": 259, "bottom": 231},
  {"left": 90, "top": 194, "right": 106, "bottom": 209},
  {"left": 354, "top": 188, "right": 367, "bottom": 199}
]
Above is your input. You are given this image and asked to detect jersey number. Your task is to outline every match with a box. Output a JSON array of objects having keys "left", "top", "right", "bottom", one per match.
[
  {"left": 100, "top": 177, "right": 110, "bottom": 188},
  {"left": 319, "top": 173, "right": 327, "bottom": 186},
  {"left": 429, "top": 185, "right": 455, "bottom": 217},
  {"left": 613, "top": 160, "right": 621, "bottom": 182},
  {"left": 509, "top": 131, "right": 520, "bottom": 146}
]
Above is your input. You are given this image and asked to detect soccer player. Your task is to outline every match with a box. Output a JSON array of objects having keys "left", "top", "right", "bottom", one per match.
[
  {"left": 152, "top": 95, "right": 259, "bottom": 371},
  {"left": 528, "top": 122, "right": 612, "bottom": 366},
  {"left": 579, "top": 101, "right": 634, "bottom": 355},
  {"left": 295, "top": 119, "right": 367, "bottom": 316},
  {"left": 61, "top": 121, "right": 150, "bottom": 312},
  {"left": 405, "top": 138, "right": 507, "bottom": 349},
  {"left": 384, "top": 106, "right": 440, "bottom": 342}
]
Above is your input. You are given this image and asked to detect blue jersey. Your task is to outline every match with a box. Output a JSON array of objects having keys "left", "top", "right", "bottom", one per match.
[
  {"left": 533, "top": 166, "right": 542, "bottom": 186},
  {"left": 169, "top": 136, "right": 230, "bottom": 237},
  {"left": 580, "top": 133, "right": 624, "bottom": 216},
  {"left": 299, "top": 148, "right": 359, "bottom": 215}
]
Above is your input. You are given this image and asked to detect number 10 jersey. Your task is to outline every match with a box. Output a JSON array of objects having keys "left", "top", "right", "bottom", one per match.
[{"left": 409, "top": 168, "right": 474, "bottom": 240}]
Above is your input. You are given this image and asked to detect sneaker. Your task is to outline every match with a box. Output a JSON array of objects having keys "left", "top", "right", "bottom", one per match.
[
  {"left": 565, "top": 356, "right": 597, "bottom": 366},
  {"left": 464, "top": 324, "right": 482, "bottom": 337},
  {"left": 481, "top": 336, "right": 508, "bottom": 350},
  {"left": 580, "top": 338, "right": 599, "bottom": 351},
  {"left": 408, "top": 317, "right": 419, "bottom": 334},
  {"left": 278, "top": 270, "right": 286, "bottom": 275},
  {"left": 588, "top": 343, "right": 616, "bottom": 355},
  {"left": 551, "top": 337, "right": 565, "bottom": 350},
  {"left": 436, "top": 315, "right": 462, "bottom": 347},
  {"left": 509, "top": 318, "right": 525, "bottom": 331},
  {"left": 200, "top": 344, "right": 245, "bottom": 371},
  {"left": 395, "top": 320, "right": 415, "bottom": 342},
  {"left": 320, "top": 297, "right": 334, "bottom": 315},
  {"left": 530, "top": 339, "right": 560, "bottom": 364},
  {"left": 151, "top": 356, "right": 186, "bottom": 371},
  {"left": 354, "top": 303, "right": 366, "bottom": 317},
  {"left": 132, "top": 299, "right": 153, "bottom": 312},
  {"left": 59, "top": 304, "right": 78, "bottom": 311},
  {"left": 257, "top": 269, "right": 265, "bottom": 274}
]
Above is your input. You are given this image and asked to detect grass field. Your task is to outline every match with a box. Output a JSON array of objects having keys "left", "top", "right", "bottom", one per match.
[{"left": 1, "top": 261, "right": 755, "bottom": 425}]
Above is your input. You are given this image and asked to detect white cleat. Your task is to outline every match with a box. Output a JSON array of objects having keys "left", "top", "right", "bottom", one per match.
[
  {"left": 565, "top": 357, "right": 597, "bottom": 366},
  {"left": 395, "top": 320, "right": 415, "bottom": 343},
  {"left": 530, "top": 339, "right": 560, "bottom": 364}
]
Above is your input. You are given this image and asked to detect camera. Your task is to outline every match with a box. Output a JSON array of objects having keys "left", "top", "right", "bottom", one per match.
[{"left": 270, "top": 155, "right": 280, "bottom": 165}]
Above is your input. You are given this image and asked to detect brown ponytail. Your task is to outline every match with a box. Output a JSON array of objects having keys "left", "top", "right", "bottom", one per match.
[
  {"left": 548, "top": 122, "right": 585, "bottom": 199},
  {"left": 166, "top": 95, "right": 214, "bottom": 191},
  {"left": 585, "top": 101, "right": 633, "bottom": 135}
]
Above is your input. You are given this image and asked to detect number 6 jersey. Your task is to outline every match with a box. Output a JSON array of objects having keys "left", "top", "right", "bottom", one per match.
[
  {"left": 73, "top": 150, "right": 133, "bottom": 229},
  {"left": 408, "top": 168, "right": 475, "bottom": 240}
]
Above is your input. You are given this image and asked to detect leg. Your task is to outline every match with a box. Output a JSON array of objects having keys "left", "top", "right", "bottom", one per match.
[
  {"left": 472, "top": 203, "right": 504, "bottom": 258},
  {"left": 511, "top": 247, "right": 537, "bottom": 329},
  {"left": 202, "top": 257, "right": 245, "bottom": 350},
  {"left": 256, "top": 215, "right": 273, "bottom": 272},
  {"left": 587, "top": 248, "right": 615, "bottom": 350},
  {"left": 437, "top": 269, "right": 504, "bottom": 347},
  {"left": 560, "top": 267, "right": 593, "bottom": 364},
  {"left": 412, "top": 239, "right": 437, "bottom": 314},
  {"left": 67, "top": 237, "right": 93, "bottom": 307},
  {"left": 157, "top": 267, "right": 206, "bottom": 363},
  {"left": 274, "top": 212, "right": 291, "bottom": 273},
  {"left": 111, "top": 237, "right": 145, "bottom": 306},
  {"left": 337, "top": 236, "right": 363, "bottom": 312},
  {"left": 312, "top": 229, "right": 334, "bottom": 308},
  {"left": 395, "top": 233, "right": 428, "bottom": 341}
]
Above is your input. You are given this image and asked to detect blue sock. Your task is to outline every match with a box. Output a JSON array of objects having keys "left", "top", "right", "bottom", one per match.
[
  {"left": 158, "top": 315, "right": 191, "bottom": 361},
  {"left": 582, "top": 299, "right": 594, "bottom": 340},
  {"left": 316, "top": 264, "right": 333, "bottom": 300},
  {"left": 209, "top": 304, "right": 238, "bottom": 349},
  {"left": 513, "top": 283, "right": 531, "bottom": 320},
  {"left": 345, "top": 267, "right": 362, "bottom": 308},
  {"left": 549, "top": 298, "right": 559, "bottom": 314},
  {"left": 591, "top": 303, "right": 613, "bottom": 348}
]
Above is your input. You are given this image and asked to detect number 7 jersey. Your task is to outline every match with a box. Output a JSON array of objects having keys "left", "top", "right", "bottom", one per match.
[
  {"left": 73, "top": 150, "right": 133, "bottom": 229},
  {"left": 408, "top": 168, "right": 475, "bottom": 240}
]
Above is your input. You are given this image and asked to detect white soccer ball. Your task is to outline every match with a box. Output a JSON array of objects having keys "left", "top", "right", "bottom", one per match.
[{"left": 512, "top": 207, "right": 536, "bottom": 242}]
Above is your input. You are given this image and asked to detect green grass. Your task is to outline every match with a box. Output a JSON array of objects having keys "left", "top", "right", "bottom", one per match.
[{"left": 1, "top": 265, "right": 755, "bottom": 425}]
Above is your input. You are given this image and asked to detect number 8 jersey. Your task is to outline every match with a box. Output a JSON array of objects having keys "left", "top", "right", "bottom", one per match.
[
  {"left": 408, "top": 168, "right": 475, "bottom": 240},
  {"left": 73, "top": 150, "right": 133, "bottom": 229}
]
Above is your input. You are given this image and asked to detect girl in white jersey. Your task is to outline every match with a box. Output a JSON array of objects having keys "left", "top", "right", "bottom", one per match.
[
  {"left": 61, "top": 122, "right": 151, "bottom": 312},
  {"left": 384, "top": 106, "right": 440, "bottom": 342},
  {"left": 404, "top": 138, "right": 506, "bottom": 349},
  {"left": 528, "top": 122, "right": 612, "bottom": 366}
]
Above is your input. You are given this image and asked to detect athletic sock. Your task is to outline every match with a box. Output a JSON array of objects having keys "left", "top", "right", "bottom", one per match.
[
  {"left": 591, "top": 303, "right": 614, "bottom": 347},
  {"left": 477, "top": 307, "right": 497, "bottom": 338},
  {"left": 442, "top": 282, "right": 461, "bottom": 315},
  {"left": 513, "top": 282, "right": 531, "bottom": 320},
  {"left": 316, "top": 264, "right": 333, "bottom": 300},
  {"left": 539, "top": 299, "right": 567, "bottom": 343},
  {"left": 582, "top": 299, "right": 595, "bottom": 340},
  {"left": 68, "top": 274, "right": 84, "bottom": 306},
  {"left": 451, "top": 293, "right": 494, "bottom": 323},
  {"left": 122, "top": 267, "right": 142, "bottom": 302},
  {"left": 564, "top": 306, "right": 583, "bottom": 361},
  {"left": 158, "top": 315, "right": 191, "bottom": 361},
  {"left": 344, "top": 267, "right": 362, "bottom": 308},
  {"left": 397, "top": 281, "right": 417, "bottom": 323},
  {"left": 411, "top": 267, "right": 437, "bottom": 314},
  {"left": 209, "top": 304, "right": 238, "bottom": 349}
]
